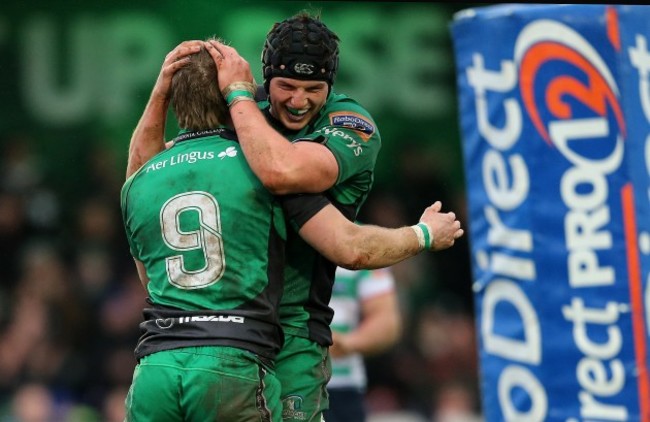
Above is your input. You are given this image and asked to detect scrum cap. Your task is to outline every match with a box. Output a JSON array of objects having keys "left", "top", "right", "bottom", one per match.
[{"left": 262, "top": 14, "right": 340, "bottom": 93}]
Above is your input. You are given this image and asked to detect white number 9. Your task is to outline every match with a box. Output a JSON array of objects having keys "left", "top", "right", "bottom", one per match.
[{"left": 160, "top": 191, "right": 225, "bottom": 289}]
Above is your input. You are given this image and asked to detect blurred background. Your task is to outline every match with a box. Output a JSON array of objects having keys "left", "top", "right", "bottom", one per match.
[{"left": 0, "top": 1, "right": 484, "bottom": 421}]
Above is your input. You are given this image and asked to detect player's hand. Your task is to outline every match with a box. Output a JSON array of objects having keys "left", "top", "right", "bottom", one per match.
[
  {"left": 419, "top": 201, "right": 464, "bottom": 251},
  {"left": 151, "top": 40, "right": 203, "bottom": 103},
  {"left": 205, "top": 40, "right": 255, "bottom": 92}
]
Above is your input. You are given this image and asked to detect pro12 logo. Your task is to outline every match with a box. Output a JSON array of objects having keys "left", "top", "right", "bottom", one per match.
[{"left": 515, "top": 20, "right": 626, "bottom": 173}]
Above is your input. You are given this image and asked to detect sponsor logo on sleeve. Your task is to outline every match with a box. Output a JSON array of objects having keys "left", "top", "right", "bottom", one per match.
[{"left": 329, "top": 111, "right": 376, "bottom": 141}]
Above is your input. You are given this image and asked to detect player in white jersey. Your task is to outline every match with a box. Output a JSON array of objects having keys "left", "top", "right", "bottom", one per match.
[{"left": 325, "top": 267, "right": 402, "bottom": 422}]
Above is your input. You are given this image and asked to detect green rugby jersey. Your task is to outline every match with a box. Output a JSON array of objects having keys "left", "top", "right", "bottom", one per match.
[
  {"left": 121, "top": 128, "right": 287, "bottom": 360},
  {"left": 260, "top": 92, "right": 382, "bottom": 346}
]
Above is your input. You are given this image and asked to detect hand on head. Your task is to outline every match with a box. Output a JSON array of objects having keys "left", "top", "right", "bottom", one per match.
[
  {"left": 152, "top": 40, "right": 203, "bottom": 102},
  {"left": 204, "top": 40, "right": 255, "bottom": 92}
]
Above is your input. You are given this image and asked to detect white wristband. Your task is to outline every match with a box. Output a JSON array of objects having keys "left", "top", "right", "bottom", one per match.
[{"left": 411, "top": 223, "right": 432, "bottom": 250}]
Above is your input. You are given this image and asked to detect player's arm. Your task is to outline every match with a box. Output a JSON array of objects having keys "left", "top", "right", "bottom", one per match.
[
  {"left": 231, "top": 100, "right": 338, "bottom": 195},
  {"left": 288, "top": 199, "right": 464, "bottom": 270},
  {"left": 330, "top": 290, "right": 402, "bottom": 358},
  {"left": 126, "top": 41, "right": 203, "bottom": 179},
  {"left": 205, "top": 40, "right": 338, "bottom": 195}
]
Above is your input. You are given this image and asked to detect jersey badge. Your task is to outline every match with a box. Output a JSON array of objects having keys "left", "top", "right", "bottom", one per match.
[
  {"left": 282, "top": 395, "right": 307, "bottom": 420},
  {"left": 329, "top": 111, "right": 375, "bottom": 141}
]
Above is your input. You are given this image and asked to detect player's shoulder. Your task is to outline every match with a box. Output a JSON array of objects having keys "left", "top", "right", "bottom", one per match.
[
  {"left": 122, "top": 140, "right": 180, "bottom": 195},
  {"left": 122, "top": 158, "right": 150, "bottom": 195},
  {"left": 319, "top": 92, "right": 379, "bottom": 141},
  {"left": 121, "top": 166, "right": 144, "bottom": 215},
  {"left": 120, "top": 174, "right": 135, "bottom": 204},
  {"left": 325, "top": 92, "right": 374, "bottom": 119}
]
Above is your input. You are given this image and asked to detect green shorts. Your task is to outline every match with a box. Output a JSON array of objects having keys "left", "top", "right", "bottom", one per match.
[
  {"left": 275, "top": 335, "right": 331, "bottom": 422},
  {"left": 125, "top": 346, "right": 281, "bottom": 422}
]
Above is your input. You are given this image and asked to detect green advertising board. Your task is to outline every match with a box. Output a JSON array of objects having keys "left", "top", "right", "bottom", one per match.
[{"left": 0, "top": 1, "right": 469, "bottom": 194}]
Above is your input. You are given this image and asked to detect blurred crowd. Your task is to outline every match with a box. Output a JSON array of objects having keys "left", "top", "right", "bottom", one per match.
[{"left": 0, "top": 132, "right": 482, "bottom": 422}]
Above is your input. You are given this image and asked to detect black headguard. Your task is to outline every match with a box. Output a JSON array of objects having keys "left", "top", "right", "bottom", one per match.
[{"left": 262, "top": 14, "right": 340, "bottom": 95}]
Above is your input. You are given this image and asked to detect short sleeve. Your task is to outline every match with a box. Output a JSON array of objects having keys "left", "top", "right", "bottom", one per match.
[{"left": 279, "top": 193, "right": 331, "bottom": 229}]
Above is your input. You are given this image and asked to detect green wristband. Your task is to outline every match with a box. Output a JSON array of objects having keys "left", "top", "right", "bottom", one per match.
[
  {"left": 417, "top": 223, "right": 431, "bottom": 250},
  {"left": 226, "top": 90, "right": 255, "bottom": 106}
]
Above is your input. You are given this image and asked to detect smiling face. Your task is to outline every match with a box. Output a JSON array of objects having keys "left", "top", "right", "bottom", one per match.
[{"left": 268, "top": 77, "right": 329, "bottom": 131}]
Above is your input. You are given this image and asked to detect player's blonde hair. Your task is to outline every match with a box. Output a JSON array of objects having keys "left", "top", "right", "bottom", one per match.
[{"left": 171, "top": 37, "right": 229, "bottom": 130}]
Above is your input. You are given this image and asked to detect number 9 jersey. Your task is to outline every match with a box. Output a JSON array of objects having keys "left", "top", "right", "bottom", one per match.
[{"left": 120, "top": 128, "right": 287, "bottom": 361}]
